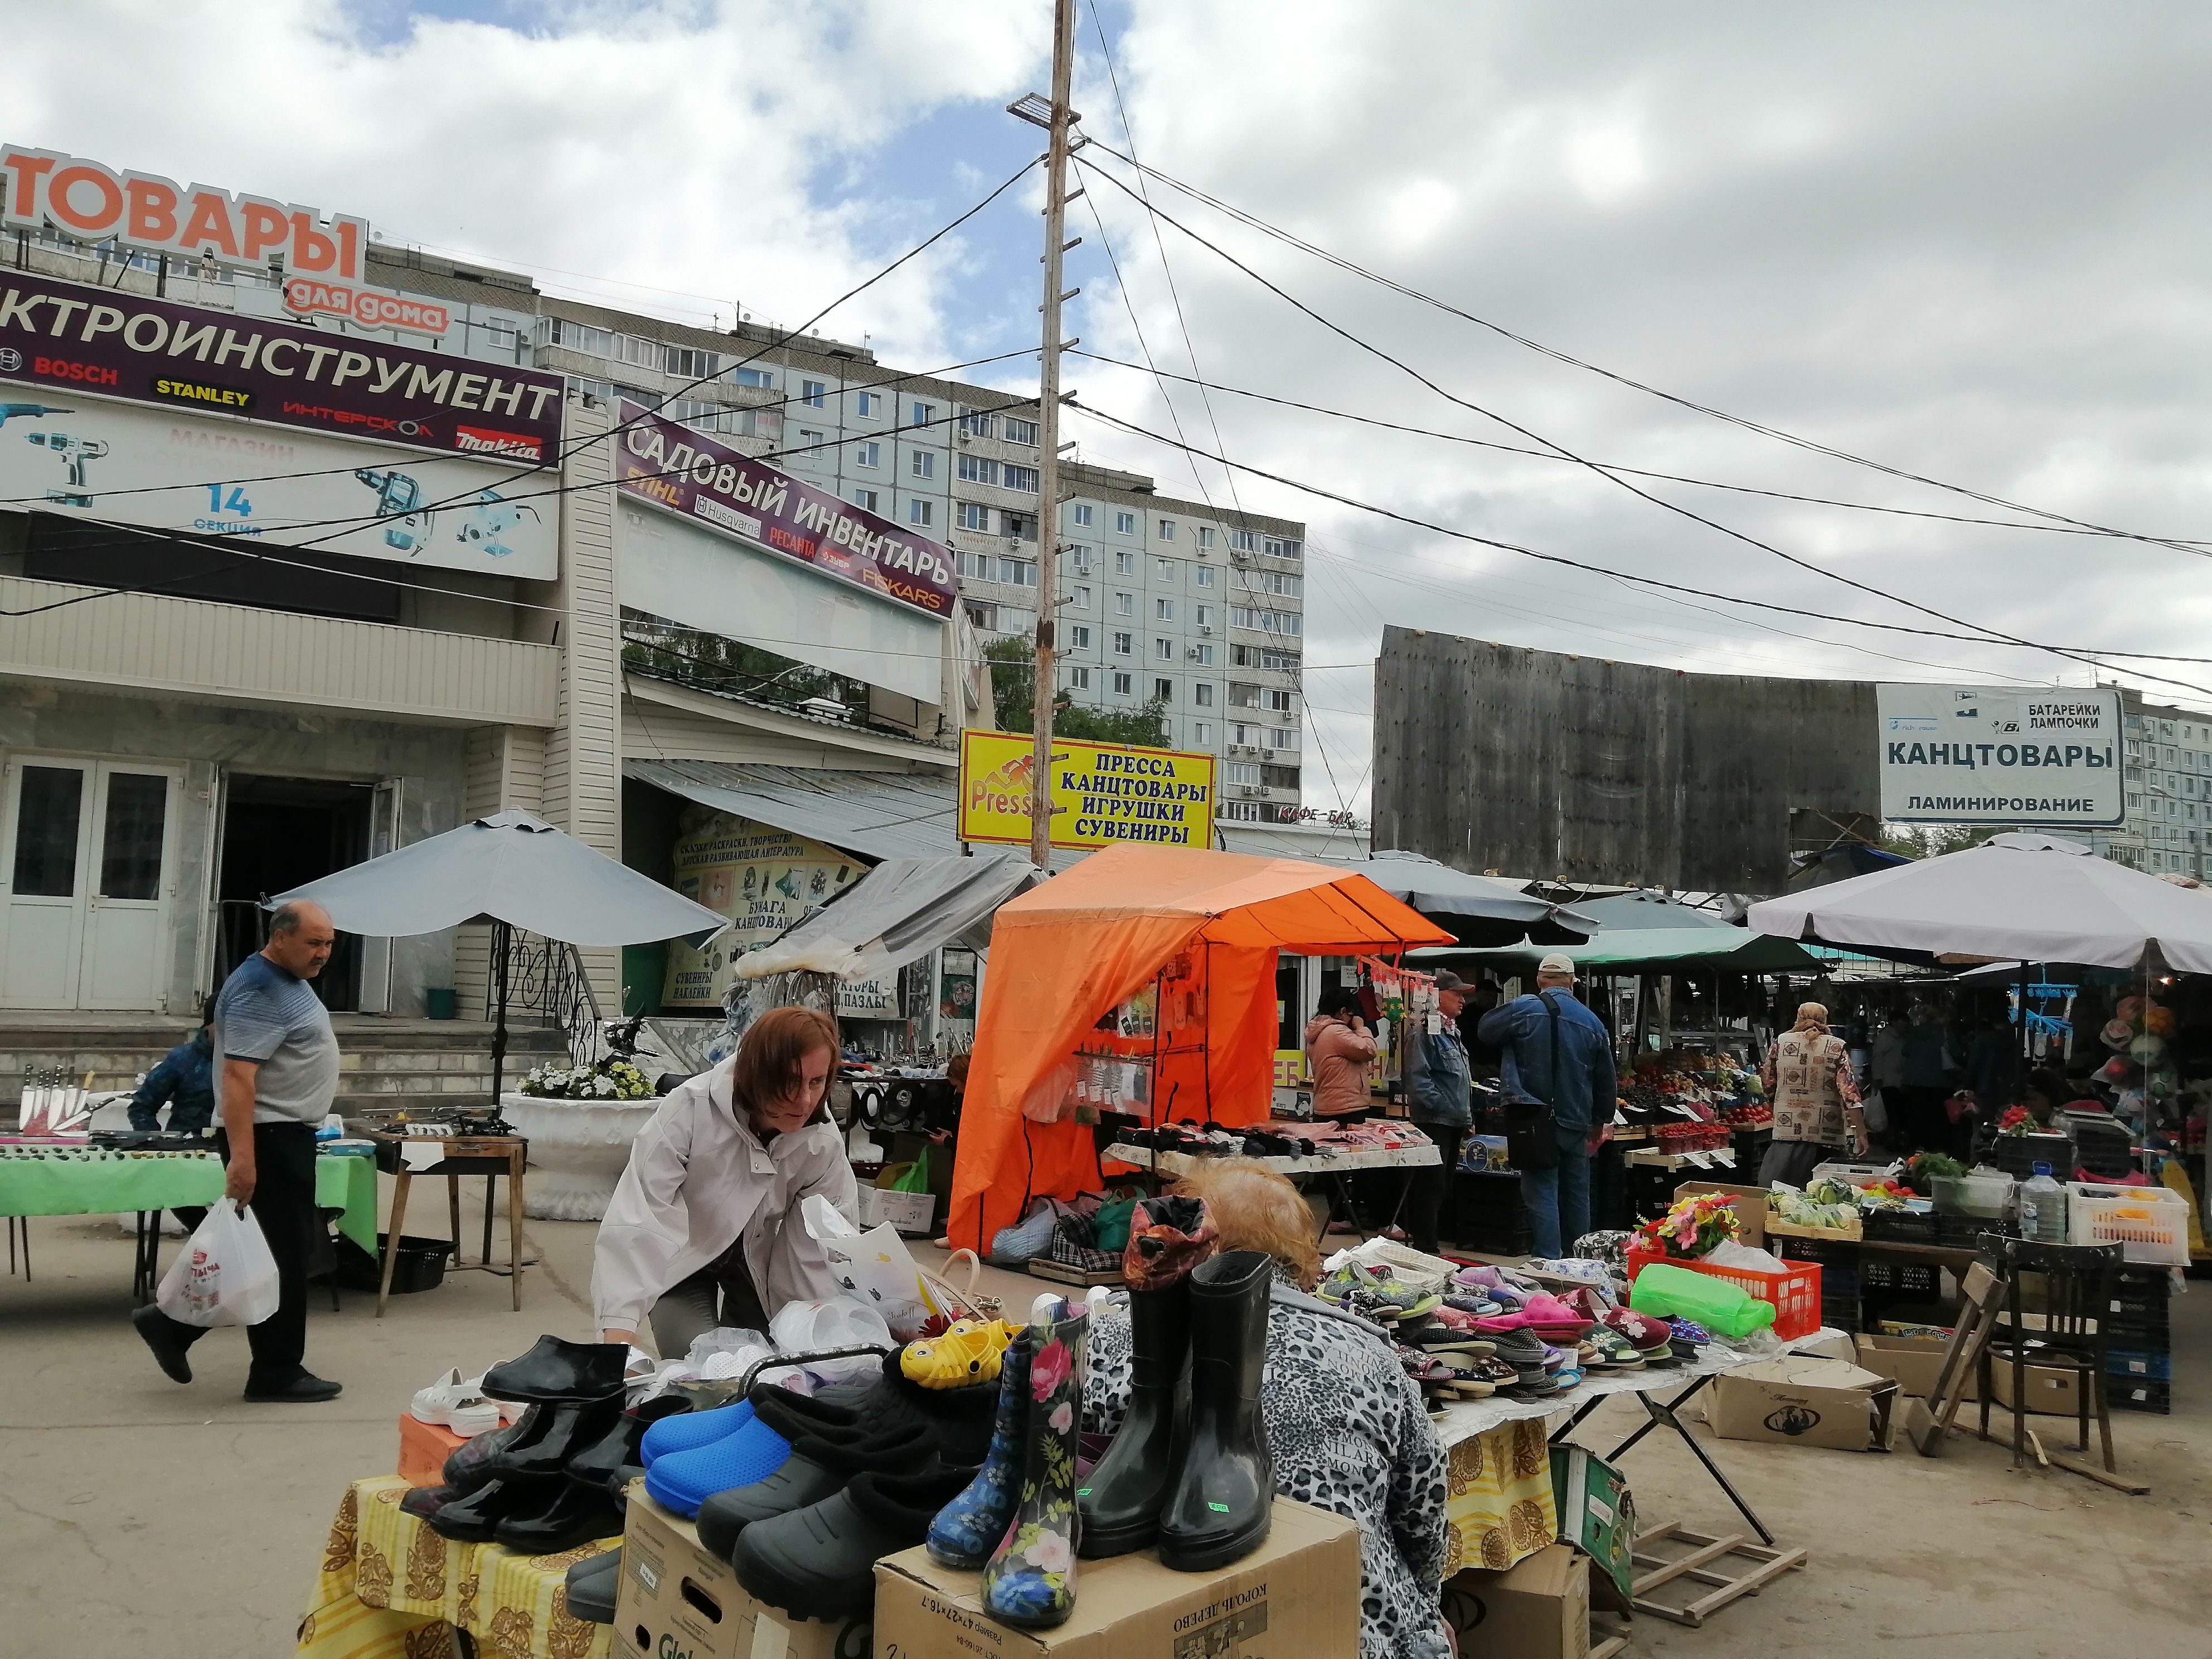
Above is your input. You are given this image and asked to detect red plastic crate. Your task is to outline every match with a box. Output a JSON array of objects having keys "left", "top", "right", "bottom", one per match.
[{"left": 1625, "top": 1243, "right": 1823, "bottom": 1340}]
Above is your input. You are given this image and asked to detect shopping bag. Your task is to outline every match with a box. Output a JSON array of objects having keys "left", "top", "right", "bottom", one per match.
[
  {"left": 800, "top": 1194, "right": 933, "bottom": 1337},
  {"left": 154, "top": 1200, "right": 282, "bottom": 1327},
  {"left": 890, "top": 1149, "right": 933, "bottom": 1195}
]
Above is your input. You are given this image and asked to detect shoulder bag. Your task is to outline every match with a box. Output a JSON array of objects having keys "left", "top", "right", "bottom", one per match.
[{"left": 1478, "top": 992, "right": 1563, "bottom": 1172}]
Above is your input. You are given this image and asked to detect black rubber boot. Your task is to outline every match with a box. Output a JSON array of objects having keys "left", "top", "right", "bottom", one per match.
[
  {"left": 1077, "top": 1278, "right": 1193, "bottom": 1557},
  {"left": 482, "top": 1335, "right": 630, "bottom": 1405},
  {"left": 695, "top": 1416, "right": 935, "bottom": 1560},
  {"left": 565, "top": 1550, "right": 621, "bottom": 1625},
  {"left": 482, "top": 1396, "right": 628, "bottom": 1482},
  {"left": 426, "top": 1476, "right": 537, "bottom": 1542},
  {"left": 441, "top": 1413, "right": 533, "bottom": 1495},
  {"left": 495, "top": 1479, "right": 624, "bottom": 1555},
  {"left": 1156, "top": 1250, "right": 1274, "bottom": 1573},
  {"left": 569, "top": 1395, "right": 690, "bottom": 1499},
  {"left": 733, "top": 1466, "right": 979, "bottom": 1622}
]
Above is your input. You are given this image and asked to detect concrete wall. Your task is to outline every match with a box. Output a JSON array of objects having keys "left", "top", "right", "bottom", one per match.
[
  {"left": 1371, "top": 627, "right": 1878, "bottom": 892},
  {"left": 0, "top": 681, "right": 468, "bottom": 1013}
]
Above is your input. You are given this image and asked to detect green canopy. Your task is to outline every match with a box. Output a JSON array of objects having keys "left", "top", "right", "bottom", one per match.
[{"left": 1413, "top": 925, "right": 1825, "bottom": 976}]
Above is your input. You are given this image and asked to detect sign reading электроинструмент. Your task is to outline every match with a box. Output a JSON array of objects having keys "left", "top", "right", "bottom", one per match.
[
  {"left": 1877, "top": 683, "right": 2123, "bottom": 827},
  {"left": 958, "top": 730, "right": 1217, "bottom": 851}
]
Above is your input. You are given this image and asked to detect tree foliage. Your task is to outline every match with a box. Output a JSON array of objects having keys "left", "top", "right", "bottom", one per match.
[{"left": 982, "top": 635, "right": 1169, "bottom": 747}]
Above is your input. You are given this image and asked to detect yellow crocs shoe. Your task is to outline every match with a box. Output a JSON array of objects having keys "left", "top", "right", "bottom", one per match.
[{"left": 900, "top": 1318, "right": 1013, "bottom": 1389}]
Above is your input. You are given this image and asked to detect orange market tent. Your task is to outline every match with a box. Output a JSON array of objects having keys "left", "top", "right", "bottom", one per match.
[{"left": 947, "top": 845, "right": 1454, "bottom": 1253}]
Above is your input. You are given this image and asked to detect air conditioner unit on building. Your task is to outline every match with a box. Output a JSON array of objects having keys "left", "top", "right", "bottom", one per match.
[
  {"left": 1238, "top": 785, "right": 1264, "bottom": 798},
  {"left": 1200, "top": 625, "right": 1214, "bottom": 636}
]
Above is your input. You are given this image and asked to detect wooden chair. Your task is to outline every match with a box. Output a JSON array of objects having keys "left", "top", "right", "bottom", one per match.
[{"left": 1977, "top": 1236, "right": 2122, "bottom": 1472}]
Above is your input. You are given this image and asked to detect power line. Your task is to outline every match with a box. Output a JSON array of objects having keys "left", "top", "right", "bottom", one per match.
[
  {"left": 1078, "top": 140, "right": 2212, "bottom": 562},
  {"left": 1066, "top": 397, "right": 2212, "bottom": 701}
]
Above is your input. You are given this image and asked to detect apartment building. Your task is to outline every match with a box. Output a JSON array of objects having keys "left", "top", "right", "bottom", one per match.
[{"left": 2097, "top": 696, "right": 2212, "bottom": 876}]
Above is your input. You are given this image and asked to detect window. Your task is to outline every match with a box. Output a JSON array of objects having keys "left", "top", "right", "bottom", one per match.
[
  {"left": 1155, "top": 677, "right": 1175, "bottom": 701},
  {"left": 957, "top": 502, "right": 991, "bottom": 531},
  {"left": 1157, "top": 520, "right": 1176, "bottom": 542},
  {"left": 1156, "top": 557, "right": 1175, "bottom": 581},
  {"left": 910, "top": 450, "right": 937, "bottom": 479},
  {"left": 1004, "top": 464, "right": 1039, "bottom": 493},
  {"left": 1113, "top": 671, "right": 1134, "bottom": 695},
  {"left": 1068, "top": 545, "right": 1093, "bottom": 574},
  {"left": 1262, "top": 764, "right": 1299, "bottom": 790},
  {"left": 539, "top": 317, "right": 615, "bottom": 355},
  {"left": 667, "top": 397, "right": 747, "bottom": 434},
  {"left": 796, "top": 427, "right": 826, "bottom": 451},
  {"left": 1194, "top": 682, "right": 1215, "bottom": 706},
  {"left": 1229, "top": 682, "right": 1263, "bottom": 709},
  {"left": 959, "top": 411, "right": 995, "bottom": 439},
  {"left": 856, "top": 391, "right": 880, "bottom": 417},
  {"left": 1155, "top": 598, "right": 1174, "bottom": 621},
  {"left": 1230, "top": 721, "right": 1258, "bottom": 745},
  {"left": 907, "top": 498, "right": 933, "bottom": 526},
  {"left": 1115, "top": 592, "right": 1134, "bottom": 617},
  {"left": 1195, "top": 566, "right": 1215, "bottom": 588},
  {"left": 1235, "top": 569, "right": 1302, "bottom": 597},
  {"left": 1264, "top": 537, "right": 1303, "bottom": 560},
  {"left": 1004, "top": 512, "right": 1036, "bottom": 541},
  {"left": 1195, "top": 605, "right": 1212, "bottom": 628},
  {"left": 958, "top": 551, "right": 990, "bottom": 579},
  {"left": 1068, "top": 625, "right": 1092, "bottom": 649},
  {"left": 1230, "top": 528, "right": 1258, "bottom": 551},
  {"left": 666, "top": 346, "right": 720, "bottom": 379},
  {"left": 1115, "top": 511, "right": 1138, "bottom": 535},
  {"left": 850, "top": 487, "right": 879, "bottom": 512},
  {"left": 1004, "top": 416, "right": 1039, "bottom": 445},
  {"left": 1067, "top": 666, "right": 1091, "bottom": 690},
  {"left": 734, "top": 367, "right": 775, "bottom": 389},
  {"left": 1070, "top": 585, "right": 1092, "bottom": 609},
  {"left": 1193, "top": 721, "right": 1213, "bottom": 744},
  {"left": 1113, "top": 632, "right": 1133, "bottom": 656},
  {"left": 959, "top": 454, "right": 999, "bottom": 484},
  {"left": 1155, "top": 638, "right": 1173, "bottom": 660},
  {"left": 1230, "top": 607, "right": 1302, "bottom": 636},
  {"left": 963, "top": 600, "right": 998, "bottom": 630},
  {"left": 1262, "top": 648, "right": 1300, "bottom": 671},
  {"left": 612, "top": 332, "right": 660, "bottom": 369},
  {"left": 1115, "top": 550, "right": 1135, "bottom": 574},
  {"left": 1073, "top": 503, "right": 1094, "bottom": 526},
  {"left": 799, "top": 380, "right": 826, "bottom": 408},
  {"left": 1266, "top": 687, "right": 1293, "bottom": 712},
  {"left": 1227, "top": 763, "right": 1262, "bottom": 785},
  {"left": 1267, "top": 727, "right": 1296, "bottom": 751},
  {"left": 855, "top": 441, "right": 881, "bottom": 468},
  {"left": 996, "top": 557, "right": 1037, "bottom": 587},
  {"left": 911, "top": 400, "right": 936, "bottom": 426},
  {"left": 1197, "top": 527, "right": 1216, "bottom": 549},
  {"left": 1191, "top": 643, "right": 1214, "bottom": 665}
]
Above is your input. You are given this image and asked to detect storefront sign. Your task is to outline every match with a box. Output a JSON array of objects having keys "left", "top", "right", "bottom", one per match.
[
  {"left": 0, "top": 395, "right": 559, "bottom": 579},
  {"left": 662, "top": 809, "right": 867, "bottom": 1008},
  {"left": 616, "top": 399, "right": 954, "bottom": 620},
  {"left": 0, "top": 270, "right": 563, "bottom": 463},
  {"left": 1878, "top": 684, "right": 2123, "bottom": 826},
  {"left": 958, "top": 730, "right": 1217, "bottom": 850},
  {"left": 2, "top": 145, "right": 369, "bottom": 279},
  {"left": 282, "top": 276, "right": 451, "bottom": 339}
]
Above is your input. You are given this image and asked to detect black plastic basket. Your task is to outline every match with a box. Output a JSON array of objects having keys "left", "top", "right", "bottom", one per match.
[
  {"left": 1860, "top": 1258, "right": 1941, "bottom": 1298},
  {"left": 334, "top": 1233, "right": 455, "bottom": 1294},
  {"left": 1862, "top": 1209, "right": 1942, "bottom": 1244},
  {"left": 2108, "top": 1378, "right": 2171, "bottom": 1415},
  {"left": 1987, "top": 1133, "right": 2073, "bottom": 1178}
]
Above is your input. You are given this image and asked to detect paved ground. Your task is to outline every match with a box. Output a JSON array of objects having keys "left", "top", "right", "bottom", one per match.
[{"left": 2, "top": 1183, "right": 2207, "bottom": 1657}]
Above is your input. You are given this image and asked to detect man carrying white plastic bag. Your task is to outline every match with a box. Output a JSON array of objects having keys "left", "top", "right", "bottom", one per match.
[
  {"left": 131, "top": 902, "right": 346, "bottom": 1403},
  {"left": 154, "top": 1200, "right": 283, "bottom": 1328}
]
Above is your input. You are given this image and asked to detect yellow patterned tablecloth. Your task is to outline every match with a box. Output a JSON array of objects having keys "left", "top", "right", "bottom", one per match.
[
  {"left": 298, "top": 1476, "right": 618, "bottom": 1659},
  {"left": 1440, "top": 1417, "right": 1559, "bottom": 1576}
]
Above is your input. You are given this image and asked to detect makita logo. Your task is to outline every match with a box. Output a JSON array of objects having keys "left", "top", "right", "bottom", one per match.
[{"left": 454, "top": 425, "right": 542, "bottom": 460}]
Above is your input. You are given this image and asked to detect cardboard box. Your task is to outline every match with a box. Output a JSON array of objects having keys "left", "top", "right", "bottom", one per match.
[
  {"left": 1673, "top": 1181, "right": 1769, "bottom": 1248},
  {"left": 1442, "top": 1544, "right": 1590, "bottom": 1659},
  {"left": 873, "top": 1497, "right": 1361, "bottom": 1659},
  {"left": 1854, "top": 1333, "right": 1978, "bottom": 1403},
  {"left": 1706, "top": 1357, "right": 1896, "bottom": 1452},
  {"left": 1548, "top": 1446, "right": 1634, "bottom": 1608},
  {"left": 396, "top": 1413, "right": 467, "bottom": 1487},
  {"left": 857, "top": 1185, "right": 938, "bottom": 1235},
  {"left": 615, "top": 1488, "right": 864, "bottom": 1659},
  {"left": 1989, "top": 1358, "right": 2085, "bottom": 1416}
]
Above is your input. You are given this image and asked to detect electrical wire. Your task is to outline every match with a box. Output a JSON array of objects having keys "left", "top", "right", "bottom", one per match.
[
  {"left": 1066, "top": 397, "right": 2212, "bottom": 701},
  {"left": 1078, "top": 140, "right": 2212, "bottom": 560},
  {"left": 1075, "top": 155, "right": 2189, "bottom": 695}
]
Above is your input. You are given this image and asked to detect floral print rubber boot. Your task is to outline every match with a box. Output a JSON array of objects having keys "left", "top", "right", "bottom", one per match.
[
  {"left": 981, "top": 1298, "right": 1089, "bottom": 1628},
  {"left": 924, "top": 1325, "right": 1035, "bottom": 1569}
]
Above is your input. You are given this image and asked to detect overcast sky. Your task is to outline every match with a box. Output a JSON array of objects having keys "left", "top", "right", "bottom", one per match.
[{"left": 13, "top": 2, "right": 2212, "bottom": 816}]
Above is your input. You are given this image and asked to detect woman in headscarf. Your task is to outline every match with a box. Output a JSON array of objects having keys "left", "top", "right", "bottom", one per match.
[{"left": 1758, "top": 1002, "right": 1870, "bottom": 1187}]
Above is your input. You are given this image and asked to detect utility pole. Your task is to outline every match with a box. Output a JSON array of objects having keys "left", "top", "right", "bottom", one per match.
[{"left": 1015, "top": 0, "right": 1081, "bottom": 869}]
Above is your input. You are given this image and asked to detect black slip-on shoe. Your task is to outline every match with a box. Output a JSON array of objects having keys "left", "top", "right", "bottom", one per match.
[
  {"left": 565, "top": 1550, "right": 621, "bottom": 1624},
  {"left": 131, "top": 1304, "right": 193, "bottom": 1385},
  {"left": 733, "top": 1466, "right": 978, "bottom": 1622},
  {"left": 244, "top": 1372, "right": 342, "bottom": 1403},
  {"left": 695, "top": 1423, "right": 935, "bottom": 1560}
]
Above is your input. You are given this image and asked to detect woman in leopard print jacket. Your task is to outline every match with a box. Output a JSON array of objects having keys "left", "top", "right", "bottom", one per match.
[{"left": 1082, "top": 1161, "right": 1451, "bottom": 1659}]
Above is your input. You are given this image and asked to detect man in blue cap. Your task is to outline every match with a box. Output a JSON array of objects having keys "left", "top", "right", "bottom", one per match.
[{"left": 1478, "top": 953, "right": 1616, "bottom": 1257}]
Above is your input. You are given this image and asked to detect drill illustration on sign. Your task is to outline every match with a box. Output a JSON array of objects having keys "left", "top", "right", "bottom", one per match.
[
  {"left": 26, "top": 428, "right": 107, "bottom": 506},
  {"left": 0, "top": 402, "right": 71, "bottom": 430},
  {"left": 353, "top": 467, "right": 431, "bottom": 551}
]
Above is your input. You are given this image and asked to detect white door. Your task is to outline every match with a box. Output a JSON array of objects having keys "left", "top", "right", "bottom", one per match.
[{"left": 0, "top": 758, "right": 180, "bottom": 1011}]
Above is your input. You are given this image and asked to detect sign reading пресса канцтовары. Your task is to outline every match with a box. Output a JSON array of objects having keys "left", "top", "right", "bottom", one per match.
[{"left": 1877, "top": 684, "right": 2123, "bottom": 826}]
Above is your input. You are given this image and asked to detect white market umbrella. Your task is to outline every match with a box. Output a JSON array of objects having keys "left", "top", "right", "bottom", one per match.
[
  {"left": 1745, "top": 832, "right": 2212, "bottom": 973},
  {"left": 274, "top": 810, "right": 727, "bottom": 1097}
]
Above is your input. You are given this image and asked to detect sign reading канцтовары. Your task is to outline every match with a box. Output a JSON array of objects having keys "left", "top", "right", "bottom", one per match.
[
  {"left": 1878, "top": 684, "right": 2123, "bottom": 826},
  {"left": 958, "top": 730, "right": 1216, "bottom": 850}
]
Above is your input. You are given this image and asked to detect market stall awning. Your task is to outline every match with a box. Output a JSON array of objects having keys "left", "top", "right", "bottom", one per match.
[
  {"left": 950, "top": 846, "right": 1454, "bottom": 1253},
  {"left": 734, "top": 852, "right": 1039, "bottom": 983},
  {"left": 1321, "top": 851, "right": 1600, "bottom": 945},
  {"left": 1746, "top": 832, "right": 2212, "bottom": 973},
  {"left": 1414, "top": 925, "right": 1825, "bottom": 975}
]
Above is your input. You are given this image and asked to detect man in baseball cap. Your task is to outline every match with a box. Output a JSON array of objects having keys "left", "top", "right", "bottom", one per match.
[
  {"left": 1402, "top": 970, "right": 1474, "bottom": 1253},
  {"left": 1477, "top": 949, "right": 1616, "bottom": 1257}
]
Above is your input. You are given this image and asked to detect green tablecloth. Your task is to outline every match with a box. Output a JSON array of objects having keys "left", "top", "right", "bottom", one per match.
[{"left": 0, "top": 1151, "right": 378, "bottom": 1253}]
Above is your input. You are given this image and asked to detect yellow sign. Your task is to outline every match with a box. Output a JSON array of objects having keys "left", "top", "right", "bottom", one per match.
[{"left": 959, "top": 730, "right": 1217, "bottom": 851}]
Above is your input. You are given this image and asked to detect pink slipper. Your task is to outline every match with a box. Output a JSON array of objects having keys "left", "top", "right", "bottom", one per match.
[{"left": 1473, "top": 1311, "right": 1534, "bottom": 1333}]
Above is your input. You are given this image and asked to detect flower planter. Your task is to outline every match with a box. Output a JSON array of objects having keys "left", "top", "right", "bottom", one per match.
[{"left": 501, "top": 1092, "right": 660, "bottom": 1221}]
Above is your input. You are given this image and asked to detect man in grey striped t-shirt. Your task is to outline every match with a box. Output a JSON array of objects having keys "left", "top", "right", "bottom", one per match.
[{"left": 133, "top": 901, "right": 346, "bottom": 1403}]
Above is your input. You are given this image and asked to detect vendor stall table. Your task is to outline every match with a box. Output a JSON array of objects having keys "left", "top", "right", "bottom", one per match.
[
  {"left": 1103, "top": 1138, "right": 1441, "bottom": 1238},
  {"left": 365, "top": 1133, "right": 528, "bottom": 1318},
  {"left": 0, "top": 1147, "right": 375, "bottom": 1301}
]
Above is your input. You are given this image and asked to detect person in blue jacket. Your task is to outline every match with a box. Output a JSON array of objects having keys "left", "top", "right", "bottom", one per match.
[
  {"left": 1477, "top": 954, "right": 1617, "bottom": 1258},
  {"left": 1402, "top": 971, "right": 1474, "bottom": 1254},
  {"left": 128, "top": 1001, "right": 217, "bottom": 1133}
]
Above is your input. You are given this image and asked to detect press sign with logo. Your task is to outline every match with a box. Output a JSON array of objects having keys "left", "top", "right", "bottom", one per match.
[
  {"left": 958, "top": 730, "right": 1216, "bottom": 851},
  {"left": 1878, "top": 683, "right": 2123, "bottom": 827}
]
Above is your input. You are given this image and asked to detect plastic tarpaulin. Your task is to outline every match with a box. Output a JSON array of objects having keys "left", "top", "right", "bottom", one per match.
[
  {"left": 1333, "top": 850, "right": 1601, "bottom": 942},
  {"left": 1747, "top": 831, "right": 2212, "bottom": 972},
  {"left": 947, "top": 845, "right": 1453, "bottom": 1251},
  {"left": 273, "top": 809, "right": 726, "bottom": 945},
  {"left": 735, "top": 852, "right": 1039, "bottom": 983},
  {"left": 1415, "top": 926, "right": 1824, "bottom": 974}
]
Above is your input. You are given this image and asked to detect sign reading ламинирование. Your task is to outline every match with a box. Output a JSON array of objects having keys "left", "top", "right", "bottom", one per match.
[
  {"left": 0, "top": 269, "right": 563, "bottom": 463},
  {"left": 1878, "top": 684, "right": 2124, "bottom": 826}
]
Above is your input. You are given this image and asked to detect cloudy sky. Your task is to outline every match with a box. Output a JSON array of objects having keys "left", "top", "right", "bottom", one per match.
[{"left": 13, "top": 2, "right": 2212, "bottom": 816}]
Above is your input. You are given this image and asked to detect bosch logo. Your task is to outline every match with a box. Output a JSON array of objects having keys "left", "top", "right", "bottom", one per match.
[
  {"left": 0, "top": 348, "right": 19, "bottom": 372},
  {"left": 33, "top": 356, "right": 119, "bottom": 386}
]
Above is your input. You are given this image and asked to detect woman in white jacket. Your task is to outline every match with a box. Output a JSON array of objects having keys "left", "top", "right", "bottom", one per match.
[{"left": 593, "top": 1006, "right": 858, "bottom": 1354}]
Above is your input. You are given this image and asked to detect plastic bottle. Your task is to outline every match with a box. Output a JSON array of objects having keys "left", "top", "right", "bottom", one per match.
[{"left": 2017, "top": 1163, "right": 2068, "bottom": 1243}]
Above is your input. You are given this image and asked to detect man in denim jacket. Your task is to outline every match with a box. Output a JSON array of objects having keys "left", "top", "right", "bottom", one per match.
[
  {"left": 1478, "top": 954, "right": 1617, "bottom": 1257},
  {"left": 1403, "top": 971, "right": 1473, "bottom": 1253}
]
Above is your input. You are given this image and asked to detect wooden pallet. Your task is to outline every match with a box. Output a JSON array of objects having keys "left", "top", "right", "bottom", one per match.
[
  {"left": 1629, "top": 1521, "right": 1808, "bottom": 1628},
  {"left": 1590, "top": 1616, "right": 1633, "bottom": 1659}
]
